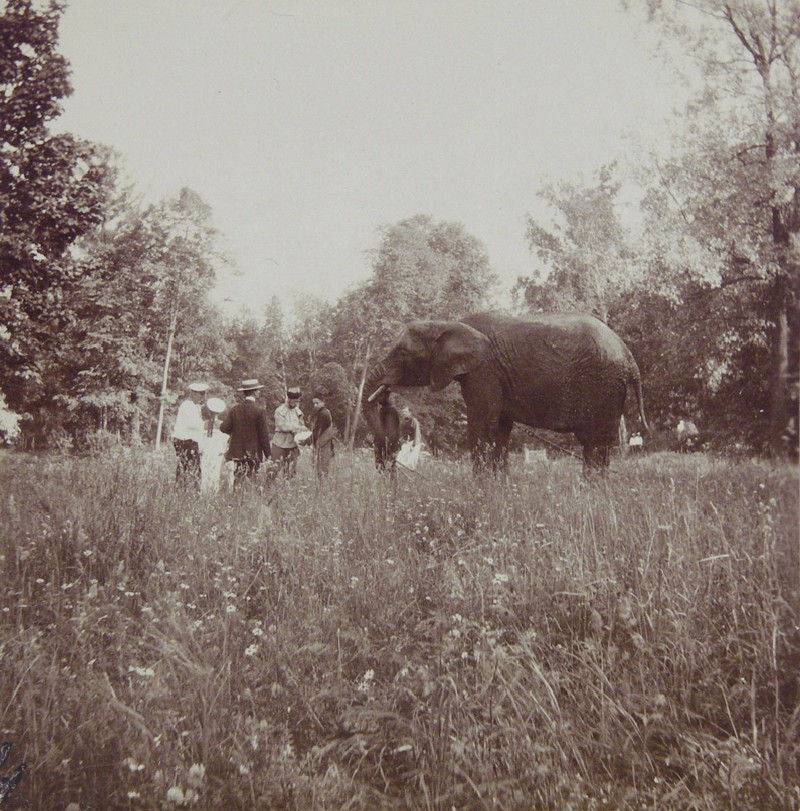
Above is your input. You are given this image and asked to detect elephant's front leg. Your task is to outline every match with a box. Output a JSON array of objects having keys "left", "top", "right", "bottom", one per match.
[
  {"left": 462, "top": 380, "right": 512, "bottom": 473},
  {"left": 468, "top": 420, "right": 512, "bottom": 472}
]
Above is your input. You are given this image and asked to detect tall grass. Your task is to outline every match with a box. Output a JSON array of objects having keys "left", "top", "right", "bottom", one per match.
[{"left": 0, "top": 447, "right": 797, "bottom": 809}]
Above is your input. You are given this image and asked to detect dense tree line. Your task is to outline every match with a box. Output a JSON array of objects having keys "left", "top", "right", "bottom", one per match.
[{"left": 1, "top": 0, "right": 797, "bottom": 457}]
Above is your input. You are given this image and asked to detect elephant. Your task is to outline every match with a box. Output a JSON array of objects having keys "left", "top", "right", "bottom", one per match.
[{"left": 362, "top": 311, "right": 648, "bottom": 474}]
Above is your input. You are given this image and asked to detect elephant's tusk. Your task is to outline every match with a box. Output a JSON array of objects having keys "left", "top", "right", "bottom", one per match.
[{"left": 366, "top": 384, "right": 388, "bottom": 403}]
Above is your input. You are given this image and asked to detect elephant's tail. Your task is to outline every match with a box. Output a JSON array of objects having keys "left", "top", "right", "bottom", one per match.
[{"left": 631, "top": 373, "right": 650, "bottom": 434}]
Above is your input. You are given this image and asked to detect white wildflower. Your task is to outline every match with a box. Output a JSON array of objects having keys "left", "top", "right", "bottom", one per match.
[
  {"left": 356, "top": 669, "right": 375, "bottom": 693},
  {"left": 187, "top": 763, "right": 205, "bottom": 787},
  {"left": 122, "top": 756, "right": 144, "bottom": 772},
  {"left": 128, "top": 665, "right": 156, "bottom": 678}
]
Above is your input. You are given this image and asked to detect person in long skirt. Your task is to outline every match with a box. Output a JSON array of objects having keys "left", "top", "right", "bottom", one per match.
[
  {"left": 201, "top": 397, "right": 230, "bottom": 492},
  {"left": 172, "top": 382, "right": 207, "bottom": 488},
  {"left": 310, "top": 393, "right": 336, "bottom": 477}
]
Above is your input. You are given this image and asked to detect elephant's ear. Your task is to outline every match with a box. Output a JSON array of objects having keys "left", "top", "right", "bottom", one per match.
[{"left": 430, "top": 323, "right": 490, "bottom": 392}]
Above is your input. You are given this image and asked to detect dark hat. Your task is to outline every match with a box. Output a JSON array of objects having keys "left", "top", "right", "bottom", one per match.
[
  {"left": 287, "top": 387, "right": 301, "bottom": 399},
  {"left": 238, "top": 378, "right": 264, "bottom": 392},
  {"left": 312, "top": 392, "right": 326, "bottom": 401}
]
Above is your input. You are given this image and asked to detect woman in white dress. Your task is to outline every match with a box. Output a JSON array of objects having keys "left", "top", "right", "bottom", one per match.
[{"left": 201, "top": 397, "right": 231, "bottom": 492}]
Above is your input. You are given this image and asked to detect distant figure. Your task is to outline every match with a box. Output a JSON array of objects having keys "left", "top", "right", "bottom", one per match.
[
  {"left": 782, "top": 381, "right": 799, "bottom": 463},
  {"left": 172, "top": 382, "right": 208, "bottom": 488},
  {"left": 220, "top": 379, "right": 272, "bottom": 486},
  {"left": 396, "top": 405, "right": 422, "bottom": 470},
  {"left": 310, "top": 393, "right": 336, "bottom": 477},
  {"left": 676, "top": 418, "right": 700, "bottom": 452},
  {"left": 271, "top": 387, "right": 306, "bottom": 478},
  {"left": 628, "top": 432, "right": 644, "bottom": 453},
  {"left": 373, "top": 388, "right": 401, "bottom": 476}
]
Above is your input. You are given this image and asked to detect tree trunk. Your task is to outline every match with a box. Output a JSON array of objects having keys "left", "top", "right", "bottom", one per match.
[
  {"left": 131, "top": 407, "right": 141, "bottom": 445},
  {"left": 768, "top": 287, "right": 790, "bottom": 449},
  {"left": 760, "top": 50, "right": 798, "bottom": 453},
  {"left": 349, "top": 343, "right": 371, "bottom": 448},
  {"left": 155, "top": 305, "right": 178, "bottom": 450}
]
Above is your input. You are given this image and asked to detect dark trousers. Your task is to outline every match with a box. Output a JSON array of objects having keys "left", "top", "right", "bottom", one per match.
[
  {"left": 374, "top": 445, "right": 397, "bottom": 477},
  {"left": 271, "top": 444, "right": 299, "bottom": 478},
  {"left": 314, "top": 442, "right": 334, "bottom": 477},
  {"left": 174, "top": 439, "right": 200, "bottom": 488},
  {"left": 232, "top": 457, "right": 260, "bottom": 487}
]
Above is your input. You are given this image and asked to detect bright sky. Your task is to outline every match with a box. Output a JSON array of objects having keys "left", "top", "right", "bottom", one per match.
[{"left": 55, "top": 0, "right": 686, "bottom": 315}]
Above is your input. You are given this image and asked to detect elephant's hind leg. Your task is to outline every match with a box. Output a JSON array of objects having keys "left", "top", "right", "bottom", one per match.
[
  {"left": 491, "top": 415, "right": 514, "bottom": 473},
  {"left": 581, "top": 442, "right": 610, "bottom": 476}
]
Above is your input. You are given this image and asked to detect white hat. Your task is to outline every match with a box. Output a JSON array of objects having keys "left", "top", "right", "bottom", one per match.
[
  {"left": 188, "top": 382, "right": 208, "bottom": 393},
  {"left": 206, "top": 397, "right": 226, "bottom": 414},
  {"left": 238, "top": 378, "right": 264, "bottom": 392}
]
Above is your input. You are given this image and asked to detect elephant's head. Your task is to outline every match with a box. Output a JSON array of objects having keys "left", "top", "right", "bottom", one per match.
[{"left": 362, "top": 320, "right": 490, "bottom": 440}]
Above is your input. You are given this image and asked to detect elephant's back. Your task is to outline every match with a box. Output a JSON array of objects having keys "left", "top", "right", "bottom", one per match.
[{"left": 460, "top": 311, "right": 629, "bottom": 361}]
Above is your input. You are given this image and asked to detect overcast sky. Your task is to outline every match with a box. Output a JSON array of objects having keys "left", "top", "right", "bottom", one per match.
[{"left": 54, "top": 0, "right": 687, "bottom": 315}]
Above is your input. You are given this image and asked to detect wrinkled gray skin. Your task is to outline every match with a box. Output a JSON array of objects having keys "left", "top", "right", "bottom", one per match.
[{"left": 363, "top": 311, "right": 648, "bottom": 474}]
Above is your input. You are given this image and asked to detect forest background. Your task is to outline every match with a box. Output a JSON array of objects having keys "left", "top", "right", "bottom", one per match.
[{"left": 1, "top": 0, "right": 798, "bottom": 459}]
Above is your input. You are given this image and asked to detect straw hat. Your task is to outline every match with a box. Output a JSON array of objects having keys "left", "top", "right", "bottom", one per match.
[{"left": 237, "top": 378, "right": 264, "bottom": 392}]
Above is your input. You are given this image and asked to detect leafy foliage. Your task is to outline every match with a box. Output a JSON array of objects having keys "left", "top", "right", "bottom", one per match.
[
  {"left": 520, "top": 165, "right": 640, "bottom": 322},
  {"left": 636, "top": 0, "right": 800, "bottom": 449},
  {"left": 0, "top": 1, "right": 116, "bottom": 408}
]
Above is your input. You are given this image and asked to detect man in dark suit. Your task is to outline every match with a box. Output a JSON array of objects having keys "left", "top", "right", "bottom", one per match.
[
  {"left": 220, "top": 378, "right": 272, "bottom": 486},
  {"left": 310, "top": 393, "right": 336, "bottom": 477},
  {"left": 373, "top": 388, "right": 400, "bottom": 477}
]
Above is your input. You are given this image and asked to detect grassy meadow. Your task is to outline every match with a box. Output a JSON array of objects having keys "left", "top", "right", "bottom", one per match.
[{"left": 0, "top": 445, "right": 798, "bottom": 810}]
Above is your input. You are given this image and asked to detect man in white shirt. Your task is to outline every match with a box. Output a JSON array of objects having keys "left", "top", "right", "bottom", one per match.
[
  {"left": 271, "top": 387, "right": 306, "bottom": 478},
  {"left": 172, "top": 382, "right": 207, "bottom": 487}
]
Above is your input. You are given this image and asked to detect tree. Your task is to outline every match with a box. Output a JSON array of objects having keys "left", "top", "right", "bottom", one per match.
[
  {"left": 637, "top": 0, "right": 800, "bottom": 450},
  {"left": 286, "top": 292, "right": 333, "bottom": 371},
  {"left": 53, "top": 187, "right": 164, "bottom": 442},
  {"left": 148, "top": 188, "right": 223, "bottom": 447},
  {"left": 218, "top": 313, "right": 283, "bottom": 411},
  {"left": 367, "top": 214, "right": 498, "bottom": 324},
  {"left": 0, "top": 0, "right": 115, "bottom": 411},
  {"left": 518, "top": 165, "right": 639, "bottom": 322}
]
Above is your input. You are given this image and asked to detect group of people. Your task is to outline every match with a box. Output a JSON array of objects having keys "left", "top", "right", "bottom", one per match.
[{"left": 172, "top": 378, "right": 338, "bottom": 490}]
